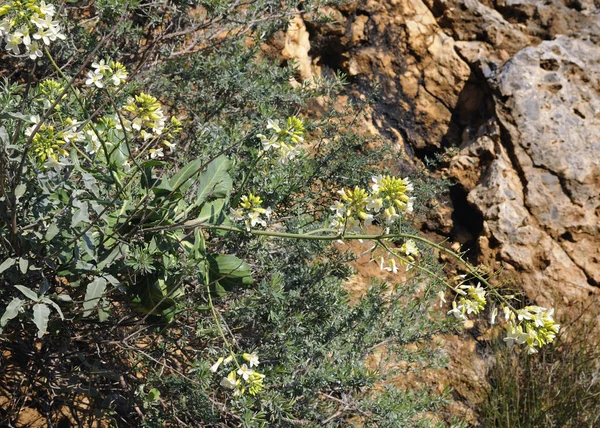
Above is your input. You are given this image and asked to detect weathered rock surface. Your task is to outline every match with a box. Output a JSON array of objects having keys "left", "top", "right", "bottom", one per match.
[
  {"left": 276, "top": 0, "right": 600, "bottom": 421},
  {"left": 282, "top": 0, "right": 600, "bottom": 316},
  {"left": 455, "top": 36, "right": 600, "bottom": 310}
]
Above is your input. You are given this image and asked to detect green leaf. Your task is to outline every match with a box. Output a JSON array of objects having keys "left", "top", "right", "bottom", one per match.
[
  {"left": 14, "top": 183, "right": 26, "bottom": 199},
  {"left": 45, "top": 222, "right": 60, "bottom": 241},
  {"left": 0, "top": 112, "right": 30, "bottom": 121},
  {"left": 32, "top": 303, "right": 51, "bottom": 338},
  {"left": 83, "top": 277, "right": 107, "bottom": 317},
  {"left": 196, "top": 155, "right": 232, "bottom": 203},
  {"left": 0, "top": 258, "right": 15, "bottom": 274},
  {"left": 0, "top": 298, "right": 23, "bottom": 331},
  {"left": 18, "top": 257, "right": 28, "bottom": 274},
  {"left": 0, "top": 126, "right": 8, "bottom": 144},
  {"left": 196, "top": 199, "right": 226, "bottom": 226},
  {"left": 15, "top": 285, "right": 38, "bottom": 302},
  {"left": 169, "top": 158, "right": 204, "bottom": 194},
  {"left": 40, "top": 297, "right": 64, "bottom": 320},
  {"left": 151, "top": 176, "right": 179, "bottom": 199},
  {"left": 146, "top": 388, "right": 161, "bottom": 402},
  {"left": 71, "top": 201, "right": 90, "bottom": 228},
  {"left": 207, "top": 254, "right": 253, "bottom": 294}
]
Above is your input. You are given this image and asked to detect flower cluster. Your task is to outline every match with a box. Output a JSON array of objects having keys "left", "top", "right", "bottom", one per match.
[
  {"left": 211, "top": 352, "right": 265, "bottom": 396},
  {"left": 330, "top": 175, "right": 414, "bottom": 234},
  {"left": 503, "top": 306, "right": 560, "bottom": 354},
  {"left": 121, "top": 92, "right": 181, "bottom": 158},
  {"left": 85, "top": 59, "right": 129, "bottom": 89},
  {"left": 447, "top": 283, "right": 487, "bottom": 320},
  {"left": 27, "top": 122, "right": 67, "bottom": 163},
  {"left": 257, "top": 116, "right": 304, "bottom": 164},
  {"left": 230, "top": 193, "right": 272, "bottom": 231},
  {"left": 0, "top": 1, "right": 65, "bottom": 59}
]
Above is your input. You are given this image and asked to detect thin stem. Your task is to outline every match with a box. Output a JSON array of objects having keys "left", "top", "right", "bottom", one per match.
[{"left": 230, "top": 149, "right": 267, "bottom": 208}]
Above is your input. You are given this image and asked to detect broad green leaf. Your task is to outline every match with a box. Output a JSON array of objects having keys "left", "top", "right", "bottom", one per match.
[
  {"left": 140, "top": 160, "right": 166, "bottom": 189},
  {"left": 196, "top": 156, "right": 232, "bottom": 203},
  {"left": 83, "top": 277, "right": 107, "bottom": 317},
  {"left": 0, "top": 112, "right": 30, "bottom": 121},
  {"left": 169, "top": 158, "right": 204, "bottom": 194},
  {"left": 14, "top": 183, "right": 26, "bottom": 199},
  {"left": 44, "top": 222, "right": 60, "bottom": 241},
  {"left": 0, "top": 126, "right": 8, "bottom": 144},
  {"left": 15, "top": 285, "right": 38, "bottom": 301},
  {"left": 40, "top": 297, "right": 64, "bottom": 320},
  {"left": 146, "top": 388, "right": 160, "bottom": 402},
  {"left": 18, "top": 257, "right": 28, "bottom": 274},
  {"left": 96, "top": 247, "right": 122, "bottom": 270},
  {"left": 151, "top": 176, "right": 179, "bottom": 199},
  {"left": 71, "top": 201, "right": 90, "bottom": 228},
  {"left": 195, "top": 199, "right": 226, "bottom": 226},
  {"left": 207, "top": 254, "right": 253, "bottom": 293},
  {"left": 0, "top": 297, "right": 23, "bottom": 330},
  {"left": 0, "top": 258, "right": 15, "bottom": 274},
  {"left": 32, "top": 303, "right": 51, "bottom": 338}
]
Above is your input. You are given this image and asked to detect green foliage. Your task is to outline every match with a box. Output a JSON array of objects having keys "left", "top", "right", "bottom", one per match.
[
  {"left": 0, "top": 0, "right": 545, "bottom": 426},
  {"left": 480, "top": 318, "right": 600, "bottom": 427}
]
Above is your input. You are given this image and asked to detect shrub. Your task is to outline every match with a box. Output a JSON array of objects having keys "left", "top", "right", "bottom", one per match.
[{"left": 0, "top": 1, "right": 562, "bottom": 425}]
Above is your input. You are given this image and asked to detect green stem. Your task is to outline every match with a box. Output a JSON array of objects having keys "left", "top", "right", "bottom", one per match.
[
  {"left": 206, "top": 279, "right": 241, "bottom": 371},
  {"left": 44, "top": 48, "right": 123, "bottom": 192},
  {"left": 230, "top": 150, "right": 267, "bottom": 208}
]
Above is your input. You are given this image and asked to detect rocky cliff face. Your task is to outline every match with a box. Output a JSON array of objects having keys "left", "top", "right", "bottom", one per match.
[
  {"left": 276, "top": 0, "right": 600, "bottom": 418},
  {"left": 282, "top": 0, "right": 600, "bottom": 318}
]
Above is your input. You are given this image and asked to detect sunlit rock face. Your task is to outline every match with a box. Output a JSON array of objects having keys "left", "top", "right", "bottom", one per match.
[{"left": 281, "top": 0, "right": 600, "bottom": 318}]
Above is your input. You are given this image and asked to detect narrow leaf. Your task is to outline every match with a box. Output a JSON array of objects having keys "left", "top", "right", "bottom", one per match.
[
  {"left": 0, "top": 258, "right": 15, "bottom": 274},
  {"left": 15, "top": 285, "right": 39, "bottom": 301}
]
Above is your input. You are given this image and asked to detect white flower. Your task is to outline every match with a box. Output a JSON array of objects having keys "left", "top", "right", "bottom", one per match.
[
  {"left": 230, "top": 208, "right": 245, "bottom": 222},
  {"left": 149, "top": 147, "right": 164, "bottom": 159},
  {"left": 371, "top": 175, "right": 382, "bottom": 193},
  {"left": 24, "top": 116, "right": 41, "bottom": 137},
  {"left": 266, "top": 119, "right": 281, "bottom": 133},
  {"left": 437, "top": 291, "right": 446, "bottom": 308},
  {"left": 243, "top": 352, "right": 260, "bottom": 368},
  {"left": 366, "top": 196, "right": 383, "bottom": 212},
  {"left": 39, "top": 1, "right": 57, "bottom": 17},
  {"left": 27, "top": 41, "right": 43, "bottom": 59},
  {"left": 210, "top": 357, "right": 224, "bottom": 373},
  {"left": 111, "top": 68, "right": 128, "bottom": 86},
  {"left": 383, "top": 206, "right": 399, "bottom": 224},
  {"left": 384, "top": 258, "right": 399, "bottom": 275},
  {"left": 258, "top": 133, "right": 280, "bottom": 151},
  {"left": 220, "top": 372, "right": 237, "bottom": 390},
  {"left": 6, "top": 32, "right": 23, "bottom": 55},
  {"left": 237, "top": 364, "right": 254, "bottom": 381},
  {"left": 329, "top": 201, "right": 346, "bottom": 216},
  {"left": 92, "top": 59, "right": 110, "bottom": 74},
  {"left": 490, "top": 307, "right": 498, "bottom": 325},
  {"left": 448, "top": 301, "right": 467, "bottom": 320},
  {"left": 85, "top": 71, "right": 104, "bottom": 88},
  {"left": 0, "top": 19, "right": 12, "bottom": 37},
  {"left": 247, "top": 210, "right": 266, "bottom": 228},
  {"left": 33, "top": 27, "right": 52, "bottom": 45}
]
